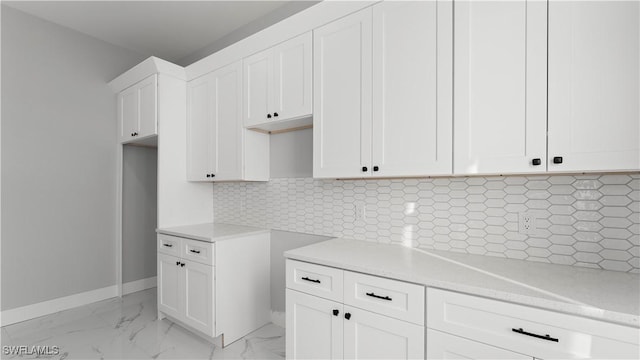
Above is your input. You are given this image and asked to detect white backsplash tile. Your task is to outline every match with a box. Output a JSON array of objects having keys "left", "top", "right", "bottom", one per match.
[{"left": 213, "top": 174, "right": 640, "bottom": 273}]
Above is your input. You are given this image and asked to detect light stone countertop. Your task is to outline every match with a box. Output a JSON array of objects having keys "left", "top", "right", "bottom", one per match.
[
  {"left": 284, "top": 237, "right": 640, "bottom": 328},
  {"left": 157, "top": 222, "right": 269, "bottom": 242}
]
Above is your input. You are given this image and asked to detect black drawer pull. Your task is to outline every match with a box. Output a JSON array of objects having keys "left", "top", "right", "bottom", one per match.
[
  {"left": 189, "top": 249, "right": 201, "bottom": 254},
  {"left": 366, "top": 292, "right": 392, "bottom": 301},
  {"left": 301, "top": 276, "right": 321, "bottom": 284},
  {"left": 163, "top": 243, "right": 173, "bottom": 248},
  {"left": 512, "top": 328, "right": 558, "bottom": 342}
]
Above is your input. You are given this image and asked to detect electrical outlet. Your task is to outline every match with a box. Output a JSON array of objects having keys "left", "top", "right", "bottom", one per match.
[
  {"left": 519, "top": 212, "right": 537, "bottom": 235},
  {"left": 355, "top": 203, "right": 366, "bottom": 222}
]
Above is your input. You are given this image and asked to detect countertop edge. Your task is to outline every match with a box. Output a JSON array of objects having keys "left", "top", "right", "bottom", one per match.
[
  {"left": 156, "top": 228, "right": 270, "bottom": 243},
  {"left": 284, "top": 252, "right": 640, "bottom": 329}
]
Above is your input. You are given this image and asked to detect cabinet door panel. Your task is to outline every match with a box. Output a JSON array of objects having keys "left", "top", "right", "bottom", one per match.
[
  {"left": 454, "top": 0, "right": 547, "bottom": 174},
  {"left": 314, "top": 8, "right": 373, "bottom": 178},
  {"left": 157, "top": 254, "right": 182, "bottom": 320},
  {"left": 187, "top": 74, "right": 214, "bottom": 181},
  {"left": 273, "top": 32, "right": 313, "bottom": 121},
  {"left": 372, "top": 1, "right": 452, "bottom": 177},
  {"left": 119, "top": 86, "right": 138, "bottom": 142},
  {"left": 548, "top": 1, "right": 640, "bottom": 172},
  {"left": 343, "top": 306, "right": 424, "bottom": 360},
  {"left": 212, "top": 62, "right": 243, "bottom": 180},
  {"left": 426, "top": 329, "right": 530, "bottom": 360},
  {"left": 244, "top": 49, "right": 273, "bottom": 127},
  {"left": 137, "top": 74, "right": 157, "bottom": 138},
  {"left": 286, "top": 289, "right": 343, "bottom": 360},
  {"left": 183, "top": 260, "right": 214, "bottom": 337}
]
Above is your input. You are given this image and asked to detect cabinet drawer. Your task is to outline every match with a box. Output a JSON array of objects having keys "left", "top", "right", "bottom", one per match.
[
  {"left": 181, "top": 238, "right": 215, "bottom": 266},
  {"left": 286, "top": 260, "right": 344, "bottom": 302},
  {"left": 344, "top": 271, "right": 424, "bottom": 325},
  {"left": 158, "top": 234, "right": 181, "bottom": 257},
  {"left": 427, "top": 288, "right": 640, "bottom": 359}
]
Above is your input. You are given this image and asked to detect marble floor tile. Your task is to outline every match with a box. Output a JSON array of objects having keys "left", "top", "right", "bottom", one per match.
[{"left": 1, "top": 288, "right": 284, "bottom": 360}]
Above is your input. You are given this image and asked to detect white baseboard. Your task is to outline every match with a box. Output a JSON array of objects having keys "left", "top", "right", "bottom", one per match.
[
  {"left": 0, "top": 285, "right": 118, "bottom": 326},
  {"left": 123, "top": 276, "right": 157, "bottom": 295},
  {"left": 271, "top": 310, "right": 286, "bottom": 328}
]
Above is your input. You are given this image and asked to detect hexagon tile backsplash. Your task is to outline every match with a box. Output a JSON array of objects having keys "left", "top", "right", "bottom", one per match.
[{"left": 213, "top": 173, "right": 640, "bottom": 273}]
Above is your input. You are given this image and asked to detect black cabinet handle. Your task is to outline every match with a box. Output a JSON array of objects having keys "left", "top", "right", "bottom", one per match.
[
  {"left": 163, "top": 244, "right": 173, "bottom": 248},
  {"left": 274, "top": 112, "right": 279, "bottom": 117},
  {"left": 373, "top": 166, "right": 379, "bottom": 172},
  {"left": 176, "top": 261, "right": 180, "bottom": 266},
  {"left": 366, "top": 292, "right": 392, "bottom": 301},
  {"left": 532, "top": 158, "right": 541, "bottom": 166},
  {"left": 344, "top": 313, "right": 351, "bottom": 320},
  {"left": 189, "top": 249, "right": 201, "bottom": 254},
  {"left": 333, "top": 309, "right": 339, "bottom": 316},
  {"left": 211, "top": 174, "right": 215, "bottom": 177},
  {"left": 553, "top": 156, "right": 563, "bottom": 164},
  {"left": 301, "top": 276, "right": 321, "bottom": 284},
  {"left": 180, "top": 262, "right": 185, "bottom": 267},
  {"left": 362, "top": 166, "right": 368, "bottom": 172},
  {"left": 512, "top": 328, "right": 558, "bottom": 342},
  {"left": 206, "top": 174, "right": 211, "bottom": 178},
  {"left": 267, "top": 114, "right": 272, "bottom": 118}
]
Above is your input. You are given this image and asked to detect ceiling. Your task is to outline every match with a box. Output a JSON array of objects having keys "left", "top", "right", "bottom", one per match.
[{"left": 4, "top": 1, "right": 307, "bottom": 63}]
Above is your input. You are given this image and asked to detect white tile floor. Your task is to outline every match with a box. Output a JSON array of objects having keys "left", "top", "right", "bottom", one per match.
[{"left": 1, "top": 288, "right": 285, "bottom": 359}]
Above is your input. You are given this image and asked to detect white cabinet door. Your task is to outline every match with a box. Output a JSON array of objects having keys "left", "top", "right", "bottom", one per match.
[
  {"left": 427, "top": 329, "right": 530, "bottom": 360},
  {"left": 313, "top": 8, "right": 373, "bottom": 178},
  {"left": 183, "top": 260, "right": 214, "bottom": 337},
  {"left": 137, "top": 74, "right": 157, "bottom": 138},
  {"left": 454, "top": 0, "right": 547, "bottom": 175},
  {"left": 371, "top": 1, "right": 452, "bottom": 177},
  {"left": 157, "top": 253, "right": 182, "bottom": 320},
  {"left": 186, "top": 72, "right": 214, "bottom": 181},
  {"left": 548, "top": 1, "right": 640, "bottom": 172},
  {"left": 286, "top": 289, "right": 343, "bottom": 360},
  {"left": 343, "top": 306, "right": 424, "bottom": 360},
  {"left": 119, "top": 85, "right": 138, "bottom": 142},
  {"left": 211, "top": 61, "right": 243, "bottom": 181},
  {"left": 244, "top": 48, "right": 273, "bottom": 127},
  {"left": 273, "top": 32, "right": 313, "bottom": 121}
]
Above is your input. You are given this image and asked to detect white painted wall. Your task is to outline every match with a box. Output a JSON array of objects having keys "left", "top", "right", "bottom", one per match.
[
  {"left": 122, "top": 145, "right": 157, "bottom": 283},
  {"left": 1, "top": 6, "right": 146, "bottom": 311},
  {"left": 270, "top": 128, "right": 313, "bottom": 178}
]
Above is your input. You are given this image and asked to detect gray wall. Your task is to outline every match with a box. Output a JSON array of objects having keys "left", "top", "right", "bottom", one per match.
[
  {"left": 270, "top": 128, "right": 313, "bottom": 178},
  {"left": 122, "top": 146, "right": 157, "bottom": 283},
  {"left": 1, "top": 6, "right": 146, "bottom": 310},
  {"left": 177, "top": 1, "right": 319, "bottom": 66},
  {"left": 270, "top": 230, "right": 330, "bottom": 312}
]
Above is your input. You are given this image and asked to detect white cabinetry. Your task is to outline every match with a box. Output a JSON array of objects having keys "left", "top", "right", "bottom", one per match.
[
  {"left": 157, "top": 232, "right": 270, "bottom": 346},
  {"left": 313, "top": 2, "right": 452, "bottom": 179},
  {"left": 454, "top": 0, "right": 547, "bottom": 175},
  {"left": 427, "top": 329, "right": 530, "bottom": 360},
  {"left": 548, "top": 1, "right": 640, "bottom": 172},
  {"left": 187, "top": 61, "right": 269, "bottom": 182},
  {"left": 244, "top": 32, "right": 312, "bottom": 132},
  {"left": 285, "top": 260, "right": 424, "bottom": 360},
  {"left": 118, "top": 74, "right": 157, "bottom": 143}
]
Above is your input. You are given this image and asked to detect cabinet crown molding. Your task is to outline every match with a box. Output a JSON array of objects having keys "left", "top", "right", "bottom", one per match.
[{"left": 109, "top": 56, "right": 186, "bottom": 93}]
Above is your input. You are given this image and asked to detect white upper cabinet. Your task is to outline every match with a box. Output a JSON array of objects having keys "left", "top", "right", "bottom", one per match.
[
  {"left": 187, "top": 61, "right": 269, "bottom": 182},
  {"left": 244, "top": 32, "right": 312, "bottom": 130},
  {"left": 548, "top": 1, "right": 640, "bottom": 172},
  {"left": 454, "top": 0, "right": 547, "bottom": 175},
  {"left": 118, "top": 74, "right": 157, "bottom": 143},
  {"left": 313, "top": 8, "right": 373, "bottom": 179},
  {"left": 314, "top": 2, "right": 450, "bottom": 179},
  {"left": 372, "top": 1, "right": 452, "bottom": 177}
]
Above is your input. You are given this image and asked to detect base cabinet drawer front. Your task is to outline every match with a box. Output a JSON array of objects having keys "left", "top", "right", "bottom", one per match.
[
  {"left": 158, "top": 234, "right": 182, "bottom": 257},
  {"left": 344, "top": 271, "right": 425, "bottom": 326},
  {"left": 286, "top": 260, "right": 344, "bottom": 302},
  {"left": 427, "top": 288, "right": 640, "bottom": 359},
  {"left": 286, "top": 289, "right": 343, "bottom": 360},
  {"left": 427, "top": 329, "right": 531, "bottom": 360},
  {"left": 344, "top": 306, "right": 424, "bottom": 360},
  {"left": 181, "top": 238, "right": 215, "bottom": 266}
]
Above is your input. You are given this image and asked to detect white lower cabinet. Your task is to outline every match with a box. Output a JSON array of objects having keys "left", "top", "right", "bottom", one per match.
[
  {"left": 427, "top": 329, "right": 530, "bottom": 360},
  {"left": 285, "top": 260, "right": 424, "bottom": 360},
  {"left": 157, "top": 253, "right": 182, "bottom": 319}
]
